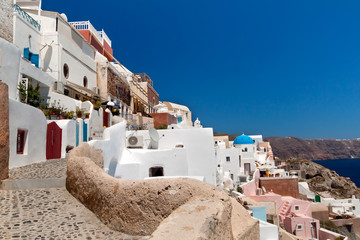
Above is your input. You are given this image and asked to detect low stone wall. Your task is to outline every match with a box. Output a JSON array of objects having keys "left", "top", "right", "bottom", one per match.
[
  {"left": 0, "top": 82, "right": 9, "bottom": 180},
  {"left": 67, "top": 143, "right": 259, "bottom": 238}
]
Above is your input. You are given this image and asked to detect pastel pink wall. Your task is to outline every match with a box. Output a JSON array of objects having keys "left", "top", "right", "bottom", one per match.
[
  {"left": 285, "top": 216, "right": 319, "bottom": 239},
  {"left": 319, "top": 228, "right": 344, "bottom": 240}
]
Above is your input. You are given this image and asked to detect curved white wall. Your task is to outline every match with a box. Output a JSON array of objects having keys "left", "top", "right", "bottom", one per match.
[{"left": 9, "top": 99, "right": 47, "bottom": 168}]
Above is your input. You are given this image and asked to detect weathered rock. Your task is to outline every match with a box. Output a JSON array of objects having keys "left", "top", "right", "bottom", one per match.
[
  {"left": 69, "top": 142, "right": 104, "bottom": 168},
  {"left": 66, "top": 143, "right": 259, "bottom": 238},
  {"left": 230, "top": 198, "right": 260, "bottom": 240},
  {"left": 0, "top": 81, "right": 9, "bottom": 180},
  {"left": 288, "top": 159, "right": 360, "bottom": 199},
  {"left": 150, "top": 198, "right": 233, "bottom": 240}
]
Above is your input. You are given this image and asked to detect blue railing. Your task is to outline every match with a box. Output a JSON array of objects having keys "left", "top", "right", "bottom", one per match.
[{"left": 14, "top": 4, "right": 41, "bottom": 31}]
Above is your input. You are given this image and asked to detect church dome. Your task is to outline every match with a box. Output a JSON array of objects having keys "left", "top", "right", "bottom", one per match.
[{"left": 233, "top": 134, "right": 254, "bottom": 145}]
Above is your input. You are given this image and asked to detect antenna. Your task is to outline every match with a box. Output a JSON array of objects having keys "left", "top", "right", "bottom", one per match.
[{"left": 149, "top": 127, "right": 160, "bottom": 149}]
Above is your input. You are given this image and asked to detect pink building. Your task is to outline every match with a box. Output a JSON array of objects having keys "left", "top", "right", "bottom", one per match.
[{"left": 250, "top": 193, "right": 320, "bottom": 239}]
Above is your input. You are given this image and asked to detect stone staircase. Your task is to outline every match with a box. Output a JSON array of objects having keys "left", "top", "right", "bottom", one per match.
[{"left": 279, "top": 200, "right": 291, "bottom": 222}]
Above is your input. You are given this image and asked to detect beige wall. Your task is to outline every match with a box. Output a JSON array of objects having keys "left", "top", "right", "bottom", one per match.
[
  {"left": 0, "top": 0, "right": 13, "bottom": 42},
  {"left": 0, "top": 82, "right": 9, "bottom": 180}
]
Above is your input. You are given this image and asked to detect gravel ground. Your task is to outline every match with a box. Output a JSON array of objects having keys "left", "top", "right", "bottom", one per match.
[
  {"left": 9, "top": 159, "right": 67, "bottom": 180},
  {"left": 0, "top": 188, "right": 148, "bottom": 240}
]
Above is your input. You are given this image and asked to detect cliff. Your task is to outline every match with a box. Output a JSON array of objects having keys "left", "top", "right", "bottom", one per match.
[
  {"left": 264, "top": 136, "right": 360, "bottom": 160},
  {"left": 288, "top": 159, "right": 360, "bottom": 199}
]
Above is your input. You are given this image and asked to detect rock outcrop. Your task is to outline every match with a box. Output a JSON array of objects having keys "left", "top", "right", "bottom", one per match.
[
  {"left": 0, "top": 82, "right": 9, "bottom": 181},
  {"left": 264, "top": 136, "right": 360, "bottom": 160},
  {"left": 67, "top": 143, "right": 259, "bottom": 239},
  {"left": 287, "top": 159, "right": 360, "bottom": 198}
]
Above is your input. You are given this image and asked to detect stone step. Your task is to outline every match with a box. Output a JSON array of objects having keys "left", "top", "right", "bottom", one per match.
[{"left": 1, "top": 178, "right": 65, "bottom": 190}]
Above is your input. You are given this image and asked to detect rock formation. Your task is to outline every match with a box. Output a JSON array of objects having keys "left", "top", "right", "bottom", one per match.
[
  {"left": 287, "top": 159, "right": 360, "bottom": 199},
  {"left": 66, "top": 143, "right": 259, "bottom": 239},
  {"left": 0, "top": 82, "right": 9, "bottom": 181}
]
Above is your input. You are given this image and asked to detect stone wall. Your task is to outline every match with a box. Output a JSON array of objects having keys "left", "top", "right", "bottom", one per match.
[
  {"left": 66, "top": 143, "right": 260, "bottom": 238},
  {"left": 0, "top": 0, "right": 13, "bottom": 42},
  {"left": 107, "top": 67, "right": 131, "bottom": 106},
  {"left": 259, "top": 178, "right": 299, "bottom": 198},
  {"left": 149, "top": 113, "right": 177, "bottom": 128},
  {"left": 0, "top": 82, "right": 9, "bottom": 180}
]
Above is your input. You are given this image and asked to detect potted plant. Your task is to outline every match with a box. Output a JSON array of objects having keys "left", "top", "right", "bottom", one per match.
[
  {"left": 85, "top": 112, "right": 90, "bottom": 119},
  {"left": 76, "top": 108, "right": 83, "bottom": 118}
]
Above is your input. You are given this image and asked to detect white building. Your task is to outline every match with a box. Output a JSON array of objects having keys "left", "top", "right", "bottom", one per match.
[
  {"left": 154, "top": 101, "right": 193, "bottom": 126},
  {"left": 215, "top": 134, "right": 257, "bottom": 185},
  {"left": 89, "top": 121, "right": 217, "bottom": 185},
  {"left": 321, "top": 196, "right": 360, "bottom": 217}
]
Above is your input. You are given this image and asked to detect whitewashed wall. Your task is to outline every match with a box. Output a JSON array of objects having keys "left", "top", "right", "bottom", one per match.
[
  {"left": 0, "top": 38, "right": 21, "bottom": 100},
  {"left": 55, "top": 120, "right": 76, "bottom": 158},
  {"left": 9, "top": 99, "right": 47, "bottom": 168}
]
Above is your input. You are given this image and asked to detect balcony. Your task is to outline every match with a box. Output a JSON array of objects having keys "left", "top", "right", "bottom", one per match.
[
  {"left": 14, "top": 4, "right": 41, "bottom": 31},
  {"left": 70, "top": 21, "right": 111, "bottom": 47}
]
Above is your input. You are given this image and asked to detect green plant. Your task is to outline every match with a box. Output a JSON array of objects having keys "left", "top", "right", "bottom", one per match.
[
  {"left": 18, "top": 79, "right": 43, "bottom": 107},
  {"left": 156, "top": 124, "right": 168, "bottom": 129},
  {"left": 237, "top": 186, "right": 243, "bottom": 193},
  {"left": 85, "top": 112, "right": 90, "bottom": 118},
  {"left": 76, "top": 108, "right": 83, "bottom": 118},
  {"left": 65, "top": 111, "right": 74, "bottom": 119}
]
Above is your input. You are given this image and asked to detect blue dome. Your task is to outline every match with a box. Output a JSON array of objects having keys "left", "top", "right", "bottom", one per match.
[{"left": 234, "top": 135, "right": 254, "bottom": 145}]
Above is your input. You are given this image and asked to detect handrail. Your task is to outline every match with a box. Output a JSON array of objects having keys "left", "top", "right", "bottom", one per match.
[{"left": 14, "top": 4, "right": 41, "bottom": 31}]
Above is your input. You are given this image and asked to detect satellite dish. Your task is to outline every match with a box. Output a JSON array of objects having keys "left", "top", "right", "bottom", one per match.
[
  {"left": 60, "top": 13, "right": 68, "bottom": 22},
  {"left": 149, "top": 127, "right": 159, "bottom": 149}
]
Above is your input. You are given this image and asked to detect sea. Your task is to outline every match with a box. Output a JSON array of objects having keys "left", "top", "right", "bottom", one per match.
[{"left": 314, "top": 158, "right": 360, "bottom": 188}]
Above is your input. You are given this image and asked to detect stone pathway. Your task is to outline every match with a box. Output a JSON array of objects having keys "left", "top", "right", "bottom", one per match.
[
  {"left": 0, "top": 188, "right": 148, "bottom": 239},
  {"left": 1, "top": 159, "right": 149, "bottom": 239},
  {"left": 9, "top": 158, "right": 67, "bottom": 180}
]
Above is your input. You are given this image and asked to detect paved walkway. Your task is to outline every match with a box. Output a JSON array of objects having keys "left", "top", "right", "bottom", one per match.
[
  {"left": 0, "top": 160, "right": 149, "bottom": 239},
  {"left": 9, "top": 158, "right": 67, "bottom": 180}
]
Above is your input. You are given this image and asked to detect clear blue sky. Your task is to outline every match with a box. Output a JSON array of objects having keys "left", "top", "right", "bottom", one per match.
[{"left": 43, "top": 0, "right": 360, "bottom": 139}]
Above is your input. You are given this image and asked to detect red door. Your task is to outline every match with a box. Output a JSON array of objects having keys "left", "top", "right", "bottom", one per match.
[
  {"left": 103, "top": 111, "right": 109, "bottom": 127},
  {"left": 46, "top": 122, "right": 62, "bottom": 159}
]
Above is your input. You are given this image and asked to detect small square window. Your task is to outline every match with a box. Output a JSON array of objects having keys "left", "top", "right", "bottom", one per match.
[
  {"left": 226, "top": 156, "right": 230, "bottom": 162},
  {"left": 353, "top": 206, "right": 356, "bottom": 210},
  {"left": 295, "top": 206, "right": 300, "bottom": 211},
  {"left": 296, "top": 224, "right": 303, "bottom": 231}
]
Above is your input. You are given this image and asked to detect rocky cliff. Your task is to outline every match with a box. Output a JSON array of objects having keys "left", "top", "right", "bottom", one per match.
[
  {"left": 264, "top": 136, "right": 360, "bottom": 160},
  {"left": 288, "top": 159, "right": 360, "bottom": 199}
]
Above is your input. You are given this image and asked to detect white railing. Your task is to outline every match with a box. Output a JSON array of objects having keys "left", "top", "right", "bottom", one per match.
[
  {"left": 70, "top": 21, "right": 102, "bottom": 45},
  {"left": 98, "top": 30, "right": 112, "bottom": 47}
]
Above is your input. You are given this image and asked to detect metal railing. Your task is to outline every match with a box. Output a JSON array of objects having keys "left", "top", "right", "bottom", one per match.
[
  {"left": 70, "top": 21, "right": 103, "bottom": 45},
  {"left": 14, "top": 4, "right": 41, "bottom": 31}
]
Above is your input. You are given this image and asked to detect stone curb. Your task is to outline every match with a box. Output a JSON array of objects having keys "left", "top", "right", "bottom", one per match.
[{"left": 1, "top": 178, "right": 65, "bottom": 190}]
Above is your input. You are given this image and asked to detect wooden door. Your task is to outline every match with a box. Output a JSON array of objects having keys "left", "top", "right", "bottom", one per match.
[{"left": 46, "top": 122, "right": 62, "bottom": 159}]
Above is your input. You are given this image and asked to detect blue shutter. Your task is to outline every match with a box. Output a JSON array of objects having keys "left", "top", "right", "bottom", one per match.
[
  {"left": 23, "top": 48, "right": 30, "bottom": 60},
  {"left": 31, "top": 53, "right": 39, "bottom": 68}
]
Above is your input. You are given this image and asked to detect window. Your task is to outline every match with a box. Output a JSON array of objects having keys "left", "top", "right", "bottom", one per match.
[
  {"left": 296, "top": 224, "right": 303, "bottom": 231},
  {"left": 63, "top": 64, "right": 69, "bottom": 79},
  {"left": 149, "top": 167, "right": 164, "bottom": 177},
  {"left": 17, "top": 129, "right": 27, "bottom": 154},
  {"left": 239, "top": 156, "right": 241, "bottom": 167},
  {"left": 294, "top": 205, "right": 300, "bottom": 211},
  {"left": 245, "top": 148, "right": 248, "bottom": 152},
  {"left": 353, "top": 206, "right": 356, "bottom": 210},
  {"left": 230, "top": 174, "right": 234, "bottom": 180},
  {"left": 226, "top": 156, "right": 230, "bottom": 162},
  {"left": 83, "top": 76, "right": 88, "bottom": 88}
]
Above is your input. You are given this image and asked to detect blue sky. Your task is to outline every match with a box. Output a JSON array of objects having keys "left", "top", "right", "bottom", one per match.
[{"left": 43, "top": 0, "right": 360, "bottom": 139}]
